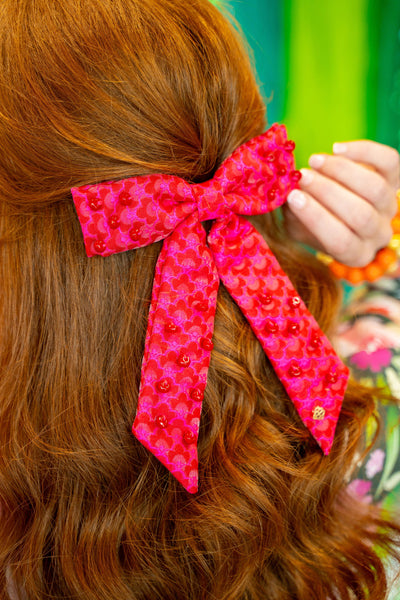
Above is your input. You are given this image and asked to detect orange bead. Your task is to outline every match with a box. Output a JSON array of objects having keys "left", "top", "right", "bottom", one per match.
[
  {"left": 345, "top": 268, "right": 365, "bottom": 285},
  {"left": 322, "top": 196, "right": 400, "bottom": 284},
  {"left": 391, "top": 216, "right": 400, "bottom": 234},
  {"left": 376, "top": 247, "right": 397, "bottom": 269},
  {"left": 329, "top": 261, "right": 349, "bottom": 279},
  {"left": 364, "top": 262, "right": 384, "bottom": 282}
]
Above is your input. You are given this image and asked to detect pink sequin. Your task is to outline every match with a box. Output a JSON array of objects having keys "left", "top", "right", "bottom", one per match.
[{"left": 72, "top": 124, "right": 349, "bottom": 494}]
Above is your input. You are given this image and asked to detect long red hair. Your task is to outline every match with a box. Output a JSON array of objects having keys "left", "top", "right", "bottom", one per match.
[{"left": 0, "top": 0, "right": 398, "bottom": 598}]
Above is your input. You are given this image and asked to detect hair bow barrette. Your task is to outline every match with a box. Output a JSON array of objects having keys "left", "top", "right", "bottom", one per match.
[{"left": 72, "top": 124, "right": 349, "bottom": 493}]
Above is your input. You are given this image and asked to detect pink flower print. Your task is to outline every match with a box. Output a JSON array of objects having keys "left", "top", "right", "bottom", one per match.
[
  {"left": 365, "top": 449, "right": 385, "bottom": 479},
  {"left": 334, "top": 317, "right": 400, "bottom": 358},
  {"left": 350, "top": 347, "right": 392, "bottom": 373},
  {"left": 347, "top": 479, "right": 373, "bottom": 504}
]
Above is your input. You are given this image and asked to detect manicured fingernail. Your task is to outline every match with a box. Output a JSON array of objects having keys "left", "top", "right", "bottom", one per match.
[
  {"left": 287, "top": 189, "right": 306, "bottom": 209},
  {"left": 300, "top": 168, "right": 313, "bottom": 185},
  {"left": 309, "top": 154, "right": 325, "bottom": 169},
  {"left": 333, "top": 142, "right": 347, "bottom": 154}
]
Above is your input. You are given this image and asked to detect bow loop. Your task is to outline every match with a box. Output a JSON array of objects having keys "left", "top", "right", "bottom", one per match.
[
  {"left": 71, "top": 175, "right": 196, "bottom": 257},
  {"left": 210, "top": 124, "right": 301, "bottom": 216}
]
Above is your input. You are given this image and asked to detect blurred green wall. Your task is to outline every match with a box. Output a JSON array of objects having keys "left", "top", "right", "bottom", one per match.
[{"left": 212, "top": 0, "right": 400, "bottom": 167}]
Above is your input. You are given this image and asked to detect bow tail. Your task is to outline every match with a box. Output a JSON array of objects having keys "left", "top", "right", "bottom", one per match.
[
  {"left": 132, "top": 214, "right": 219, "bottom": 493},
  {"left": 208, "top": 215, "right": 349, "bottom": 455}
]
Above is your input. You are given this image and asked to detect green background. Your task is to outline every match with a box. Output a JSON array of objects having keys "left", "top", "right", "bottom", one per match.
[{"left": 211, "top": 0, "right": 400, "bottom": 168}]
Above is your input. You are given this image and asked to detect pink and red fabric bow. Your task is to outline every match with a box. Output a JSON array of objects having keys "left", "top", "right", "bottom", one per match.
[{"left": 72, "top": 124, "right": 349, "bottom": 493}]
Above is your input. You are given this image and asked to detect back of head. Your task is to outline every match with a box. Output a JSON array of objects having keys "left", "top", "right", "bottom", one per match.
[
  {"left": 0, "top": 1, "right": 398, "bottom": 599},
  {"left": 0, "top": 0, "right": 264, "bottom": 201}
]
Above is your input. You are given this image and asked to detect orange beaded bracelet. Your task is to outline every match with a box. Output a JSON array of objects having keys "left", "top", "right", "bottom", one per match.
[{"left": 317, "top": 190, "right": 400, "bottom": 285}]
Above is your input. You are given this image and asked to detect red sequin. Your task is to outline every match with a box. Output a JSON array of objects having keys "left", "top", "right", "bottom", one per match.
[
  {"left": 155, "top": 414, "right": 168, "bottom": 429},
  {"left": 260, "top": 293, "right": 273, "bottom": 305},
  {"left": 119, "top": 191, "right": 132, "bottom": 205},
  {"left": 309, "top": 333, "right": 321, "bottom": 348},
  {"left": 130, "top": 224, "right": 142, "bottom": 241},
  {"left": 265, "top": 319, "right": 278, "bottom": 334},
  {"left": 94, "top": 240, "right": 106, "bottom": 253},
  {"left": 156, "top": 379, "right": 171, "bottom": 393},
  {"left": 284, "top": 140, "right": 296, "bottom": 152},
  {"left": 200, "top": 337, "right": 214, "bottom": 351},
  {"left": 290, "top": 170, "right": 302, "bottom": 183},
  {"left": 288, "top": 296, "right": 301, "bottom": 309},
  {"left": 183, "top": 430, "right": 195, "bottom": 445},
  {"left": 165, "top": 321, "right": 179, "bottom": 334},
  {"left": 88, "top": 197, "right": 103, "bottom": 211},
  {"left": 109, "top": 215, "right": 120, "bottom": 229},
  {"left": 287, "top": 321, "right": 300, "bottom": 335},
  {"left": 325, "top": 370, "right": 338, "bottom": 384},
  {"left": 288, "top": 363, "right": 302, "bottom": 377},
  {"left": 190, "top": 388, "right": 204, "bottom": 402},
  {"left": 177, "top": 353, "right": 191, "bottom": 368}
]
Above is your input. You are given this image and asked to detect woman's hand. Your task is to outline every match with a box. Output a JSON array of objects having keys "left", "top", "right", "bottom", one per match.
[{"left": 284, "top": 141, "right": 400, "bottom": 267}]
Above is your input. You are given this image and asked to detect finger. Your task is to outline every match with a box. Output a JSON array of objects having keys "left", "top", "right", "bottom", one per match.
[
  {"left": 282, "top": 203, "right": 324, "bottom": 251},
  {"left": 332, "top": 140, "right": 400, "bottom": 189},
  {"left": 286, "top": 189, "right": 378, "bottom": 266},
  {"left": 298, "top": 168, "right": 393, "bottom": 246},
  {"left": 304, "top": 154, "right": 396, "bottom": 216}
]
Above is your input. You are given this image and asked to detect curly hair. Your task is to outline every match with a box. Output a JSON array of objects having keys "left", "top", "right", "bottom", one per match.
[{"left": 0, "top": 0, "right": 398, "bottom": 598}]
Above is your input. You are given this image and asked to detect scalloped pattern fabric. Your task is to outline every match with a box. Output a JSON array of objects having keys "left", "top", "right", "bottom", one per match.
[{"left": 72, "top": 124, "right": 349, "bottom": 493}]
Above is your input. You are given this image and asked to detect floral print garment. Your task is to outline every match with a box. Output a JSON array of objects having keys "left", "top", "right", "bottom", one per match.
[
  {"left": 334, "top": 270, "right": 400, "bottom": 598},
  {"left": 334, "top": 266, "right": 400, "bottom": 514}
]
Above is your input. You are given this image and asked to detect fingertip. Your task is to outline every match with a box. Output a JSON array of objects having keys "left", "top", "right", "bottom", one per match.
[
  {"left": 299, "top": 168, "right": 314, "bottom": 186},
  {"left": 308, "top": 155, "right": 325, "bottom": 169},
  {"left": 333, "top": 142, "right": 348, "bottom": 155},
  {"left": 287, "top": 189, "right": 306, "bottom": 209}
]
